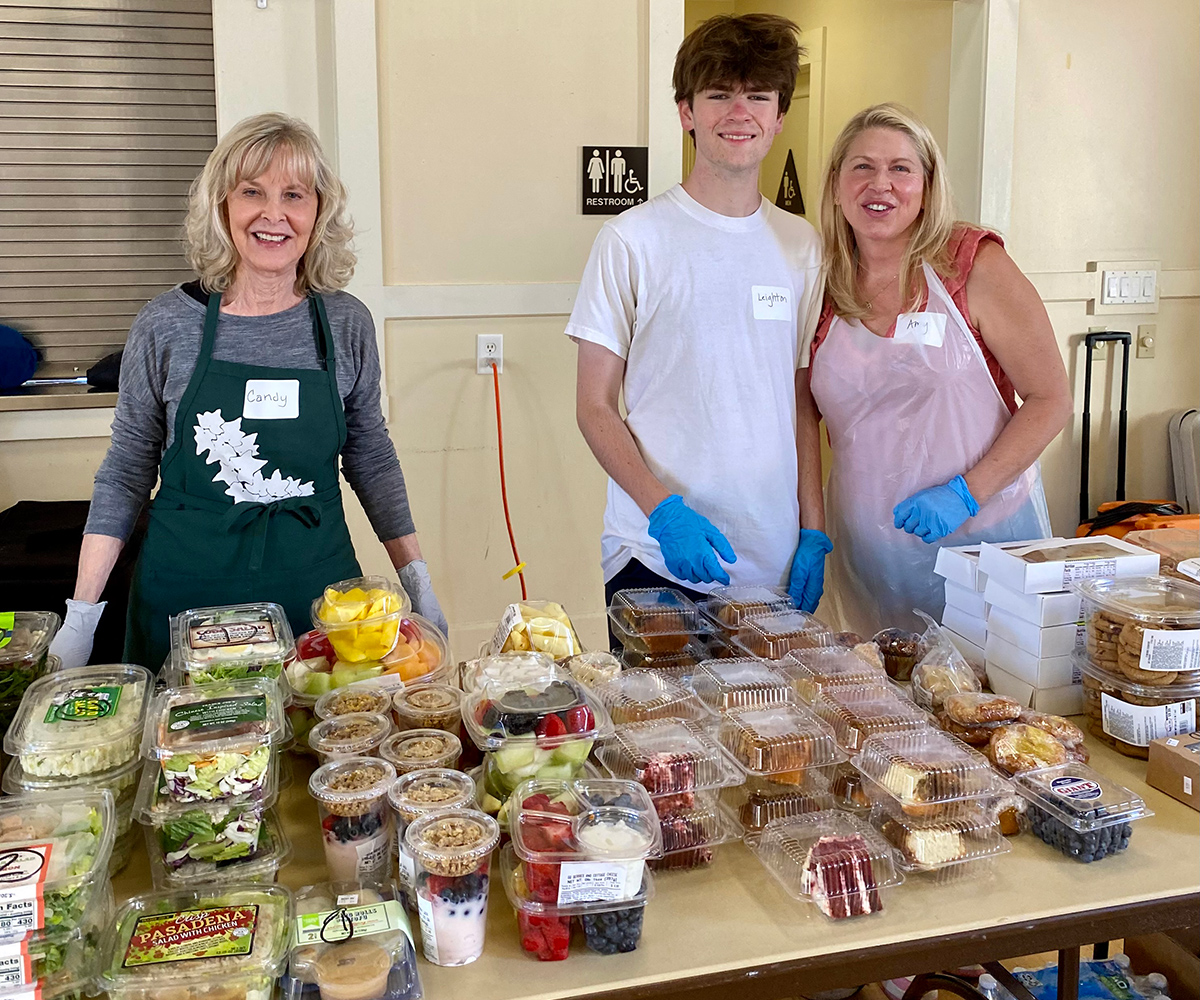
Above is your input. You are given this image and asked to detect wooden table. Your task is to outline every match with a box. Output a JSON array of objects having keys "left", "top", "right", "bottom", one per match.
[{"left": 112, "top": 732, "right": 1199, "bottom": 1000}]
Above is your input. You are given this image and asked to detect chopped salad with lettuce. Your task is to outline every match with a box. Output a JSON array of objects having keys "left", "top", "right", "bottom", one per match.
[
  {"left": 172, "top": 603, "right": 294, "bottom": 685},
  {"left": 159, "top": 803, "right": 264, "bottom": 870}
]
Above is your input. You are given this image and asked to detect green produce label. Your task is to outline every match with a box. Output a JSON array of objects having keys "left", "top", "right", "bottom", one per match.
[
  {"left": 44, "top": 684, "right": 122, "bottom": 724},
  {"left": 294, "top": 898, "right": 412, "bottom": 947},
  {"left": 167, "top": 695, "right": 266, "bottom": 734},
  {"left": 123, "top": 904, "right": 259, "bottom": 967},
  {"left": 0, "top": 612, "right": 12, "bottom": 650}
]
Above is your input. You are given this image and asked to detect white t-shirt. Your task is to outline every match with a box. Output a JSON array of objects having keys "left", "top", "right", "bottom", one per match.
[{"left": 565, "top": 184, "right": 824, "bottom": 590}]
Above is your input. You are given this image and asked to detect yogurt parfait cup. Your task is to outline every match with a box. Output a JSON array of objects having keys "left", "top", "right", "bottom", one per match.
[
  {"left": 379, "top": 728, "right": 462, "bottom": 774},
  {"left": 405, "top": 809, "right": 500, "bottom": 967},
  {"left": 392, "top": 683, "right": 463, "bottom": 736},
  {"left": 308, "top": 711, "right": 394, "bottom": 764},
  {"left": 315, "top": 682, "right": 395, "bottom": 721},
  {"left": 388, "top": 768, "right": 476, "bottom": 900},
  {"left": 310, "top": 757, "right": 397, "bottom": 886}
]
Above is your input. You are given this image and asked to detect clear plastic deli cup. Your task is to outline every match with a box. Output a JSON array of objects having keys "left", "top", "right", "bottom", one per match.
[
  {"left": 778, "top": 646, "right": 890, "bottom": 704},
  {"left": 563, "top": 650, "right": 622, "bottom": 689},
  {"left": 310, "top": 576, "right": 413, "bottom": 664},
  {"left": 99, "top": 884, "right": 291, "bottom": 1000},
  {"left": 1079, "top": 655, "right": 1200, "bottom": 759},
  {"left": 315, "top": 682, "right": 395, "bottom": 721},
  {"left": 283, "top": 881, "right": 423, "bottom": 1000},
  {"left": 699, "top": 584, "right": 795, "bottom": 633},
  {"left": 143, "top": 676, "right": 285, "bottom": 803},
  {"left": 147, "top": 807, "right": 292, "bottom": 889},
  {"left": 1074, "top": 575, "right": 1200, "bottom": 678},
  {"left": 690, "top": 658, "right": 796, "bottom": 714},
  {"left": 735, "top": 609, "right": 833, "bottom": 660},
  {"left": 5, "top": 664, "right": 152, "bottom": 778},
  {"left": 379, "top": 728, "right": 463, "bottom": 774},
  {"left": 308, "top": 711, "right": 394, "bottom": 764},
  {"left": 388, "top": 769, "right": 477, "bottom": 898},
  {"left": 594, "top": 668, "right": 712, "bottom": 725},
  {"left": 595, "top": 718, "right": 742, "bottom": 795},
  {"left": 391, "top": 683, "right": 463, "bottom": 735},
  {"left": 310, "top": 757, "right": 397, "bottom": 885},
  {"left": 0, "top": 609, "right": 59, "bottom": 711},
  {"left": 459, "top": 650, "right": 559, "bottom": 696},
  {"left": 721, "top": 773, "right": 837, "bottom": 836},
  {"left": 170, "top": 601, "right": 295, "bottom": 684},
  {"left": 404, "top": 809, "right": 500, "bottom": 967},
  {"left": 607, "top": 587, "right": 709, "bottom": 655},
  {"left": 813, "top": 685, "right": 931, "bottom": 752},
  {"left": 716, "top": 704, "right": 845, "bottom": 778}
]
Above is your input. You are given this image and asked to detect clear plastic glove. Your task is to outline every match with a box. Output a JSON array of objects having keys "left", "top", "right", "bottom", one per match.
[
  {"left": 48, "top": 598, "right": 107, "bottom": 668},
  {"left": 647, "top": 494, "right": 737, "bottom": 586},
  {"left": 893, "top": 474, "right": 980, "bottom": 544},
  {"left": 399, "top": 559, "right": 449, "bottom": 638},
  {"left": 787, "top": 529, "right": 833, "bottom": 613}
]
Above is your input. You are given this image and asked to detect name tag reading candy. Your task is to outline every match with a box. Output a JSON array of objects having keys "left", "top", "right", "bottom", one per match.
[{"left": 243, "top": 379, "right": 300, "bottom": 420}]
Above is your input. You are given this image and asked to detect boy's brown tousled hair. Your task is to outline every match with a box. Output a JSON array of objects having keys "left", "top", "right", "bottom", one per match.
[{"left": 672, "top": 14, "right": 804, "bottom": 115}]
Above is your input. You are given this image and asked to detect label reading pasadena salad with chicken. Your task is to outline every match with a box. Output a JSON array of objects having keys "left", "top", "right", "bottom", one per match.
[
  {"left": 43, "top": 685, "right": 122, "bottom": 725},
  {"left": 167, "top": 695, "right": 267, "bottom": 734},
  {"left": 123, "top": 905, "right": 259, "bottom": 967},
  {"left": 189, "top": 621, "right": 277, "bottom": 650}
]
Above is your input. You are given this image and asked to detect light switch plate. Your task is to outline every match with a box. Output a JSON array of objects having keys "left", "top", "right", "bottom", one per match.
[{"left": 1087, "top": 260, "right": 1160, "bottom": 315}]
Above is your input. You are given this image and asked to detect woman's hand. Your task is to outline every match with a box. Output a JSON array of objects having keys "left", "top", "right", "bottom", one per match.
[
  {"left": 49, "top": 599, "right": 107, "bottom": 668},
  {"left": 399, "top": 559, "right": 449, "bottom": 638}
]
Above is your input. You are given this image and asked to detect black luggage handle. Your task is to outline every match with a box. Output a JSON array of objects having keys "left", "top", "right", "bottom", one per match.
[{"left": 1079, "top": 331, "right": 1132, "bottom": 524}]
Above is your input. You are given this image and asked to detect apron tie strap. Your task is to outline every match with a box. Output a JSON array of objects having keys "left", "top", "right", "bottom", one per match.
[{"left": 222, "top": 495, "right": 326, "bottom": 573}]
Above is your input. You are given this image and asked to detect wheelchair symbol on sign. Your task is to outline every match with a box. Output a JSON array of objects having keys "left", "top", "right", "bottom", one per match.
[{"left": 622, "top": 168, "right": 644, "bottom": 194}]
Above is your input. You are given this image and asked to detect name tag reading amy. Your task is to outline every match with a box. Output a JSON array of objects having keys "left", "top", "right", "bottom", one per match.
[
  {"left": 893, "top": 312, "right": 947, "bottom": 347},
  {"left": 243, "top": 379, "right": 299, "bottom": 420},
  {"left": 752, "top": 285, "right": 793, "bottom": 321}
]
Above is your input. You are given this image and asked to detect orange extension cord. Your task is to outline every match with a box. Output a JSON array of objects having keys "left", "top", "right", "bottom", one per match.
[{"left": 491, "top": 361, "right": 527, "bottom": 600}]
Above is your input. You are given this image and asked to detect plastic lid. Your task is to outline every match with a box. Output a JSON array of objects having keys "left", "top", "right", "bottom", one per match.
[
  {"left": 462, "top": 673, "right": 612, "bottom": 750},
  {"left": 735, "top": 609, "right": 833, "bottom": 660},
  {"left": 309, "top": 757, "right": 397, "bottom": 810},
  {"left": 721, "top": 773, "right": 837, "bottom": 834},
  {"left": 690, "top": 658, "right": 796, "bottom": 713},
  {"left": 779, "top": 647, "right": 890, "bottom": 704},
  {"left": 308, "top": 711, "right": 394, "bottom": 758},
  {"left": 4, "top": 664, "right": 152, "bottom": 777},
  {"left": 717, "top": 704, "right": 844, "bottom": 776},
  {"left": 564, "top": 650, "right": 623, "bottom": 688},
  {"left": 1012, "top": 763, "right": 1152, "bottom": 831},
  {"left": 814, "top": 686, "right": 931, "bottom": 752},
  {"left": 378, "top": 728, "right": 462, "bottom": 773},
  {"left": 147, "top": 807, "right": 292, "bottom": 888},
  {"left": 0, "top": 610, "right": 59, "bottom": 668},
  {"left": 1123, "top": 528, "right": 1199, "bottom": 564},
  {"left": 314, "top": 683, "right": 394, "bottom": 721},
  {"left": 171, "top": 602, "right": 295, "bottom": 680},
  {"left": 873, "top": 801, "right": 1012, "bottom": 871},
  {"left": 509, "top": 777, "right": 662, "bottom": 863},
  {"left": 1074, "top": 575, "right": 1200, "bottom": 627},
  {"left": 609, "top": 588, "right": 705, "bottom": 634},
  {"left": 388, "top": 768, "right": 476, "bottom": 823},
  {"left": 144, "top": 676, "right": 287, "bottom": 758},
  {"left": 404, "top": 809, "right": 499, "bottom": 875},
  {"left": 134, "top": 755, "right": 280, "bottom": 827},
  {"left": 595, "top": 718, "right": 741, "bottom": 794},
  {"left": 100, "top": 885, "right": 292, "bottom": 995},
  {"left": 594, "top": 668, "right": 711, "bottom": 725},
  {"left": 750, "top": 809, "right": 902, "bottom": 916},
  {"left": 852, "top": 728, "right": 1004, "bottom": 806},
  {"left": 392, "top": 683, "right": 463, "bottom": 727},
  {"left": 498, "top": 843, "right": 654, "bottom": 918},
  {"left": 310, "top": 576, "right": 412, "bottom": 660},
  {"left": 461, "top": 651, "right": 559, "bottom": 695},
  {"left": 699, "top": 585, "right": 795, "bottom": 631}
]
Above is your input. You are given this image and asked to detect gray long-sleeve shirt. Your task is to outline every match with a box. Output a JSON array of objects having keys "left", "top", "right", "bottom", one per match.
[{"left": 86, "top": 285, "right": 415, "bottom": 543}]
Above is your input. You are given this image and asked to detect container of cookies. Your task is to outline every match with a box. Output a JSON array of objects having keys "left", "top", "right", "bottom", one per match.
[
  {"left": 814, "top": 686, "right": 931, "bottom": 752},
  {"left": 780, "top": 647, "right": 890, "bottom": 705},
  {"left": 314, "top": 682, "right": 394, "bottom": 721},
  {"left": 690, "top": 659, "right": 796, "bottom": 713},
  {"left": 871, "top": 798, "right": 1010, "bottom": 882},
  {"left": 1012, "top": 762, "right": 1152, "bottom": 863},
  {"left": 1074, "top": 576, "right": 1200, "bottom": 681},
  {"left": 721, "top": 772, "right": 837, "bottom": 835},
  {"left": 735, "top": 609, "right": 832, "bottom": 660},
  {"left": 698, "top": 585, "right": 795, "bottom": 633},
  {"left": 851, "top": 728, "right": 1005, "bottom": 811},
  {"left": 750, "top": 809, "right": 902, "bottom": 919},
  {"left": 392, "top": 683, "right": 463, "bottom": 736},
  {"left": 594, "top": 668, "right": 711, "bottom": 725},
  {"left": 564, "top": 651, "right": 622, "bottom": 689},
  {"left": 596, "top": 718, "right": 742, "bottom": 795},
  {"left": 717, "top": 704, "right": 844, "bottom": 778},
  {"left": 379, "top": 727, "right": 463, "bottom": 774},
  {"left": 1078, "top": 655, "right": 1200, "bottom": 758},
  {"left": 607, "top": 588, "right": 709, "bottom": 655}
]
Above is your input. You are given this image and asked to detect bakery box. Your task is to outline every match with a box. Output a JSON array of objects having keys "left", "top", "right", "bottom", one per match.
[
  {"left": 942, "top": 604, "right": 986, "bottom": 649},
  {"left": 983, "top": 579, "right": 1082, "bottom": 628},
  {"left": 1146, "top": 733, "right": 1200, "bottom": 811},
  {"left": 985, "top": 661, "right": 1084, "bottom": 716},
  {"left": 944, "top": 628, "right": 986, "bottom": 678},
  {"left": 985, "top": 633, "right": 1080, "bottom": 688},
  {"left": 944, "top": 581, "right": 987, "bottom": 619},
  {"left": 934, "top": 540, "right": 1038, "bottom": 592},
  {"left": 979, "top": 538, "right": 1160, "bottom": 595},
  {"left": 986, "top": 606, "right": 1081, "bottom": 659}
]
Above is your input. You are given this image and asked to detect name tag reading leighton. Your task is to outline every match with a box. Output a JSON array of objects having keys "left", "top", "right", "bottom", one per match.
[
  {"left": 752, "top": 285, "right": 793, "bottom": 321},
  {"left": 243, "top": 379, "right": 299, "bottom": 420},
  {"left": 893, "top": 312, "right": 947, "bottom": 347}
]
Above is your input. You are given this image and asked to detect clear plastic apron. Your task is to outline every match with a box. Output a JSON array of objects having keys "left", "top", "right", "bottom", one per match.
[{"left": 810, "top": 263, "right": 1051, "bottom": 636}]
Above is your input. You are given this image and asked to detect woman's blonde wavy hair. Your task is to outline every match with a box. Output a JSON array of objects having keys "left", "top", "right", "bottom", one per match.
[
  {"left": 820, "top": 103, "right": 957, "bottom": 320},
  {"left": 185, "top": 113, "right": 355, "bottom": 294}
]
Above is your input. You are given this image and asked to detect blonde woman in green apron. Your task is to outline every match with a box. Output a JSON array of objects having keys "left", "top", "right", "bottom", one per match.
[{"left": 50, "top": 113, "right": 448, "bottom": 670}]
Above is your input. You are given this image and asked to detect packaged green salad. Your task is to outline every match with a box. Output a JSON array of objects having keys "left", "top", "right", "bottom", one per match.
[{"left": 170, "top": 602, "right": 295, "bottom": 685}]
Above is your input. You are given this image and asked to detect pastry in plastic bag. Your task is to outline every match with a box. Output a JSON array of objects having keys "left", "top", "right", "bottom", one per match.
[
  {"left": 911, "top": 650, "right": 980, "bottom": 712},
  {"left": 987, "top": 723, "right": 1069, "bottom": 774},
  {"left": 943, "top": 692, "right": 1023, "bottom": 726},
  {"left": 1017, "top": 709, "right": 1085, "bottom": 748},
  {"left": 935, "top": 712, "right": 1000, "bottom": 747},
  {"left": 493, "top": 602, "right": 582, "bottom": 659}
]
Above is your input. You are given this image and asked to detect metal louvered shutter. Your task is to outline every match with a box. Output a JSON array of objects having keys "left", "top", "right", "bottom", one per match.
[{"left": 0, "top": 0, "right": 215, "bottom": 403}]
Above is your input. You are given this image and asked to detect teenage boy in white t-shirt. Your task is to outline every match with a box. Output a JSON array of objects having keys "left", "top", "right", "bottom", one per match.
[{"left": 567, "top": 14, "right": 830, "bottom": 637}]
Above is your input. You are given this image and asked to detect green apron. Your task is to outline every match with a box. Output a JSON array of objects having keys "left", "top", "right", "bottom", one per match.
[{"left": 124, "top": 291, "right": 361, "bottom": 669}]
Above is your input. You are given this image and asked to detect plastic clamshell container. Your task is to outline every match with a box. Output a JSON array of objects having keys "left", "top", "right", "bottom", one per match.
[
  {"left": 619, "top": 639, "right": 710, "bottom": 673},
  {"left": 655, "top": 792, "right": 740, "bottom": 853},
  {"left": 563, "top": 651, "right": 623, "bottom": 689},
  {"left": 460, "top": 651, "right": 559, "bottom": 696},
  {"left": 2, "top": 753, "right": 141, "bottom": 836},
  {"left": 284, "top": 881, "right": 422, "bottom": 1000},
  {"left": 852, "top": 728, "right": 1005, "bottom": 807},
  {"left": 1123, "top": 528, "right": 1199, "bottom": 581},
  {"left": 0, "top": 789, "right": 115, "bottom": 937},
  {"left": 814, "top": 685, "right": 931, "bottom": 752},
  {"left": 595, "top": 718, "right": 742, "bottom": 794},
  {"left": 462, "top": 673, "right": 612, "bottom": 751},
  {"left": 779, "top": 647, "right": 890, "bottom": 705},
  {"left": 388, "top": 768, "right": 476, "bottom": 825},
  {"left": 1078, "top": 655, "right": 1200, "bottom": 759},
  {"left": 1014, "top": 763, "right": 1150, "bottom": 863},
  {"left": 379, "top": 728, "right": 462, "bottom": 774},
  {"left": 594, "top": 668, "right": 711, "bottom": 725},
  {"left": 735, "top": 609, "right": 832, "bottom": 660},
  {"left": 751, "top": 809, "right": 902, "bottom": 919},
  {"left": 699, "top": 585, "right": 795, "bottom": 632},
  {"left": 0, "top": 609, "right": 58, "bottom": 693},
  {"left": 1074, "top": 575, "right": 1200, "bottom": 669},
  {"left": 170, "top": 601, "right": 295, "bottom": 683},
  {"left": 134, "top": 753, "right": 280, "bottom": 828},
  {"left": 391, "top": 683, "right": 463, "bottom": 732},
  {"left": 310, "top": 575, "right": 412, "bottom": 664},
  {"left": 607, "top": 588, "right": 708, "bottom": 655},
  {"left": 717, "top": 704, "right": 844, "bottom": 776},
  {"left": 99, "top": 884, "right": 292, "bottom": 1000},
  {"left": 871, "top": 799, "right": 1011, "bottom": 873},
  {"left": 308, "top": 711, "right": 394, "bottom": 761},
  {"left": 5, "top": 664, "right": 152, "bottom": 778},
  {"left": 690, "top": 658, "right": 796, "bottom": 713},
  {"left": 314, "top": 682, "right": 394, "bottom": 721},
  {"left": 720, "top": 773, "right": 837, "bottom": 834},
  {"left": 147, "top": 807, "right": 291, "bottom": 889},
  {"left": 509, "top": 777, "right": 663, "bottom": 863}
]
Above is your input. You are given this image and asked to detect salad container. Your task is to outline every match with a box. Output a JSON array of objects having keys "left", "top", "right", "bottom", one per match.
[
  {"left": 314, "top": 682, "right": 394, "bottom": 721},
  {"left": 607, "top": 588, "right": 709, "bottom": 656},
  {"left": 716, "top": 704, "right": 844, "bottom": 778},
  {"left": 310, "top": 757, "right": 396, "bottom": 885},
  {"left": 489, "top": 600, "right": 582, "bottom": 659},
  {"left": 310, "top": 576, "right": 413, "bottom": 664},
  {"left": 391, "top": 683, "right": 463, "bottom": 735},
  {"left": 283, "top": 881, "right": 422, "bottom": 1000},
  {"left": 379, "top": 728, "right": 462, "bottom": 775},
  {"left": 690, "top": 659, "right": 796, "bottom": 714},
  {"left": 99, "top": 884, "right": 291, "bottom": 1000},
  {"left": 5, "top": 664, "right": 151, "bottom": 778},
  {"left": 813, "top": 685, "right": 931, "bottom": 752},
  {"left": 594, "top": 668, "right": 711, "bottom": 725},
  {"left": 735, "top": 609, "right": 832, "bottom": 660},
  {"left": 0, "top": 609, "right": 59, "bottom": 718},
  {"left": 308, "top": 712, "right": 394, "bottom": 764},
  {"left": 780, "top": 646, "right": 890, "bottom": 704},
  {"left": 388, "top": 769, "right": 476, "bottom": 898},
  {"left": 147, "top": 807, "right": 291, "bottom": 889},
  {"left": 595, "top": 718, "right": 742, "bottom": 795},
  {"left": 170, "top": 601, "right": 295, "bottom": 684},
  {"left": 698, "top": 585, "right": 794, "bottom": 632},
  {"left": 3, "top": 752, "right": 141, "bottom": 841}
]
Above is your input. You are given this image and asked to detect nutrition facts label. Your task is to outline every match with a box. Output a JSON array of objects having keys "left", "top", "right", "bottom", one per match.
[
  {"left": 1061, "top": 559, "right": 1117, "bottom": 587},
  {"left": 1101, "top": 693, "right": 1197, "bottom": 747}
]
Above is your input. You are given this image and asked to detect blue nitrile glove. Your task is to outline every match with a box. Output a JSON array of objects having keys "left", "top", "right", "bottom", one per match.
[
  {"left": 647, "top": 495, "right": 737, "bottom": 585},
  {"left": 787, "top": 529, "right": 833, "bottom": 612},
  {"left": 892, "top": 475, "right": 980, "bottom": 544}
]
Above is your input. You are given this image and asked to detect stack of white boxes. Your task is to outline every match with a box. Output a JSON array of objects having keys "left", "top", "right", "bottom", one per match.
[{"left": 977, "top": 537, "right": 1161, "bottom": 714}]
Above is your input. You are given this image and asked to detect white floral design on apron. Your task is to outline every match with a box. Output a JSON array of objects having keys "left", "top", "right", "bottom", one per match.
[{"left": 194, "top": 409, "right": 316, "bottom": 504}]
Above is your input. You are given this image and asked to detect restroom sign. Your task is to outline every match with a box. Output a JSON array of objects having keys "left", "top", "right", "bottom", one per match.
[{"left": 582, "top": 145, "right": 648, "bottom": 215}]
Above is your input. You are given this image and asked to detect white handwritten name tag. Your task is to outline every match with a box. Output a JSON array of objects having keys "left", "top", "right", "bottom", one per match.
[
  {"left": 752, "top": 285, "right": 793, "bottom": 321},
  {"left": 893, "top": 312, "right": 947, "bottom": 347},
  {"left": 243, "top": 379, "right": 300, "bottom": 420}
]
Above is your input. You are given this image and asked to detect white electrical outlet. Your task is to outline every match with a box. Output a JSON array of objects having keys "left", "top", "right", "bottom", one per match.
[{"left": 476, "top": 334, "right": 503, "bottom": 374}]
